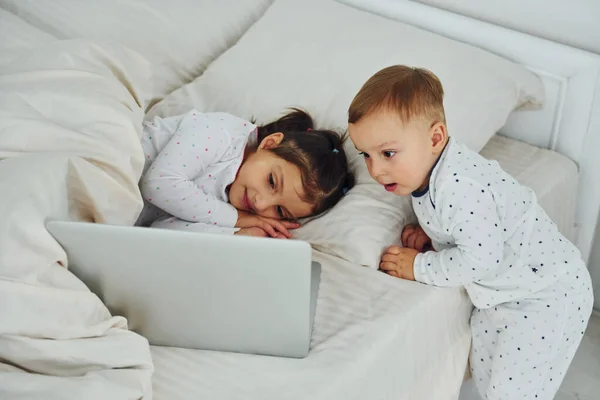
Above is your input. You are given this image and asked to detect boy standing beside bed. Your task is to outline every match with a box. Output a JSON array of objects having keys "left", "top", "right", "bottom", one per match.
[{"left": 347, "top": 65, "right": 593, "bottom": 400}]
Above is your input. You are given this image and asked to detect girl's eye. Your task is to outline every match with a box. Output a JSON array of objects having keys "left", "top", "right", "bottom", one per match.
[
  {"left": 269, "top": 173, "right": 275, "bottom": 189},
  {"left": 383, "top": 151, "right": 396, "bottom": 158},
  {"left": 358, "top": 152, "right": 370, "bottom": 159},
  {"left": 276, "top": 205, "right": 284, "bottom": 218}
]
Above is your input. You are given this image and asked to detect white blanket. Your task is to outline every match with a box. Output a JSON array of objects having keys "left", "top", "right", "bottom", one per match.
[{"left": 0, "top": 40, "right": 154, "bottom": 399}]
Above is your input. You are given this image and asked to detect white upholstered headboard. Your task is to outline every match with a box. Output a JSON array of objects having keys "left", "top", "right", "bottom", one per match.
[{"left": 340, "top": 0, "right": 600, "bottom": 264}]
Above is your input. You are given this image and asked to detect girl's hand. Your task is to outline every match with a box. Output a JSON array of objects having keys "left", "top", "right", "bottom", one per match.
[
  {"left": 235, "top": 211, "right": 300, "bottom": 238},
  {"left": 235, "top": 227, "right": 270, "bottom": 238},
  {"left": 401, "top": 224, "right": 432, "bottom": 252},
  {"left": 379, "top": 246, "right": 418, "bottom": 280}
]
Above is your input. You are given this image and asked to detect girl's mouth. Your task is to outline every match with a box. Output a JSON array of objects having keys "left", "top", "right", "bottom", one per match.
[{"left": 243, "top": 190, "right": 253, "bottom": 212}]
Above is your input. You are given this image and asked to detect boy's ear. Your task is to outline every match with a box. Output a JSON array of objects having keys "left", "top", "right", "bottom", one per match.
[
  {"left": 258, "top": 132, "right": 284, "bottom": 150},
  {"left": 430, "top": 122, "right": 448, "bottom": 154}
]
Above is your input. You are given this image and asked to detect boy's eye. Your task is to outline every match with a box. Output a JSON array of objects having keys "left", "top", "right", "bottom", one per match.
[
  {"left": 383, "top": 151, "right": 396, "bottom": 158},
  {"left": 269, "top": 173, "right": 275, "bottom": 188},
  {"left": 358, "top": 152, "right": 370, "bottom": 159},
  {"left": 276, "top": 205, "right": 284, "bottom": 218}
]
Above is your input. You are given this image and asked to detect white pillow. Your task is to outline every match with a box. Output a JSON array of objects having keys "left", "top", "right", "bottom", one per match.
[
  {"left": 149, "top": 0, "right": 543, "bottom": 150},
  {"left": 0, "top": 0, "right": 273, "bottom": 105},
  {"left": 148, "top": 0, "right": 544, "bottom": 267},
  {"left": 293, "top": 184, "right": 416, "bottom": 269}
]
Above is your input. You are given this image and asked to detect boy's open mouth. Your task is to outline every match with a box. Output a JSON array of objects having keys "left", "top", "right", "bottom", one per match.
[{"left": 384, "top": 183, "right": 398, "bottom": 192}]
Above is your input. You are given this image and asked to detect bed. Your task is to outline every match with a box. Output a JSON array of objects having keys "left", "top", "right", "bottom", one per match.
[
  {"left": 481, "top": 135, "right": 578, "bottom": 243},
  {"left": 0, "top": 1, "right": 598, "bottom": 400},
  {"left": 147, "top": 135, "right": 578, "bottom": 400}
]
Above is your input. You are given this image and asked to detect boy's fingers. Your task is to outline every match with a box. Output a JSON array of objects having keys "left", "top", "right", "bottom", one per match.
[
  {"left": 381, "top": 254, "right": 398, "bottom": 263},
  {"left": 401, "top": 225, "right": 415, "bottom": 245},
  {"left": 406, "top": 232, "right": 419, "bottom": 249},
  {"left": 386, "top": 270, "right": 400, "bottom": 278},
  {"left": 415, "top": 235, "right": 429, "bottom": 252},
  {"left": 385, "top": 245, "right": 402, "bottom": 255},
  {"left": 379, "top": 261, "right": 397, "bottom": 271}
]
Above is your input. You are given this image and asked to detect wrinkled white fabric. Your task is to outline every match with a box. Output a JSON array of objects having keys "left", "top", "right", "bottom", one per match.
[{"left": 0, "top": 40, "right": 154, "bottom": 400}]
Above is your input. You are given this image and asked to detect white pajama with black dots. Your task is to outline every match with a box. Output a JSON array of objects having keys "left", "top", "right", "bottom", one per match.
[
  {"left": 135, "top": 110, "right": 257, "bottom": 234},
  {"left": 410, "top": 137, "right": 593, "bottom": 400}
]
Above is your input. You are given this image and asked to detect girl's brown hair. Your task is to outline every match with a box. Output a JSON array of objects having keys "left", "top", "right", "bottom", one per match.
[
  {"left": 348, "top": 65, "right": 446, "bottom": 125},
  {"left": 255, "top": 109, "right": 355, "bottom": 216}
]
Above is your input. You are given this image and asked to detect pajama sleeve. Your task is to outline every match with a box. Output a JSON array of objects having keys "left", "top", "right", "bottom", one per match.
[
  {"left": 140, "top": 111, "right": 242, "bottom": 228},
  {"left": 413, "top": 177, "right": 504, "bottom": 287}
]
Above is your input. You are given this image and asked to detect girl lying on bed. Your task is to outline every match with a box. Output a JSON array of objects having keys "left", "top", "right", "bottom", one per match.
[{"left": 135, "top": 108, "right": 354, "bottom": 238}]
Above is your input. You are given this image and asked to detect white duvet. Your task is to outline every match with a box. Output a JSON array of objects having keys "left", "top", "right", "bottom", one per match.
[{"left": 0, "top": 41, "right": 154, "bottom": 399}]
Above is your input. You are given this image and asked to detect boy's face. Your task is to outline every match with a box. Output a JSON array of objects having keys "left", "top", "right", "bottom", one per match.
[{"left": 348, "top": 110, "right": 447, "bottom": 196}]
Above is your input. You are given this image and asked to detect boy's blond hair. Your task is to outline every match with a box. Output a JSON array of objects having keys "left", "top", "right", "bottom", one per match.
[{"left": 348, "top": 65, "right": 446, "bottom": 125}]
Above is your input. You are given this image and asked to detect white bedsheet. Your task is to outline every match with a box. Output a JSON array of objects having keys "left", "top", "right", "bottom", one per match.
[{"left": 151, "top": 251, "right": 472, "bottom": 400}]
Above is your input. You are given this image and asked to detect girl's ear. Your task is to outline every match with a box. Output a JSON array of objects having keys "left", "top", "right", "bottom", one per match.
[{"left": 258, "top": 132, "right": 284, "bottom": 150}]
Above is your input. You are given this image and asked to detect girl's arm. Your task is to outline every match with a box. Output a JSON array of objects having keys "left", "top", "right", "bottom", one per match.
[
  {"left": 141, "top": 111, "right": 253, "bottom": 228},
  {"left": 413, "top": 177, "right": 504, "bottom": 286}
]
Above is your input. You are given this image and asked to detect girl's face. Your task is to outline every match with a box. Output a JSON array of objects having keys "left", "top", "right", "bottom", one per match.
[
  {"left": 229, "top": 134, "right": 314, "bottom": 220},
  {"left": 348, "top": 110, "right": 447, "bottom": 196}
]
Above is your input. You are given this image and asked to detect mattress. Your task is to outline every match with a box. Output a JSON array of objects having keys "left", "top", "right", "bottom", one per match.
[
  {"left": 480, "top": 134, "right": 578, "bottom": 242},
  {"left": 151, "top": 250, "right": 473, "bottom": 400}
]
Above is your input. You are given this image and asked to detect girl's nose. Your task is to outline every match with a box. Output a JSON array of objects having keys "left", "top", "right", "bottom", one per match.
[{"left": 253, "top": 194, "right": 272, "bottom": 212}]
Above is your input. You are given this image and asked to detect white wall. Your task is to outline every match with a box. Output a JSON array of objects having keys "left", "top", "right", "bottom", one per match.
[
  {"left": 413, "top": 0, "right": 600, "bottom": 54},
  {"left": 413, "top": 0, "right": 600, "bottom": 309}
]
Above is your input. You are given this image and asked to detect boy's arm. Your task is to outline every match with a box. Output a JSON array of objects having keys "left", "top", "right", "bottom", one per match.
[
  {"left": 140, "top": 111, "right": 239, "bottom": 227},
  {"left": 413, "top": 177, "right": 504, "bottom": 287}
]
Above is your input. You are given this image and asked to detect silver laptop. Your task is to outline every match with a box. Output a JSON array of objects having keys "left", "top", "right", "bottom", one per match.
[{"left": 46, "top": 220, "right": 321, "bottom": 358}]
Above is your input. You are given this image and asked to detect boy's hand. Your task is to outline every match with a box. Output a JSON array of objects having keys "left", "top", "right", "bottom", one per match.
[
  {"left": 236, "top": 211, "right": 299, "bottom": 238},
  {"left": 401, "top": 224, "right": 432, "bottom": 252},
  {"left": 380, "top": 246, "right": 418, "bottom": 280}
]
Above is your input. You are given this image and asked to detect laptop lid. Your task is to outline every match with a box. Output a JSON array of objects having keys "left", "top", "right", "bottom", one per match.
[{"left": 46, "top": 221, "right": 320, "bottom": 358}]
